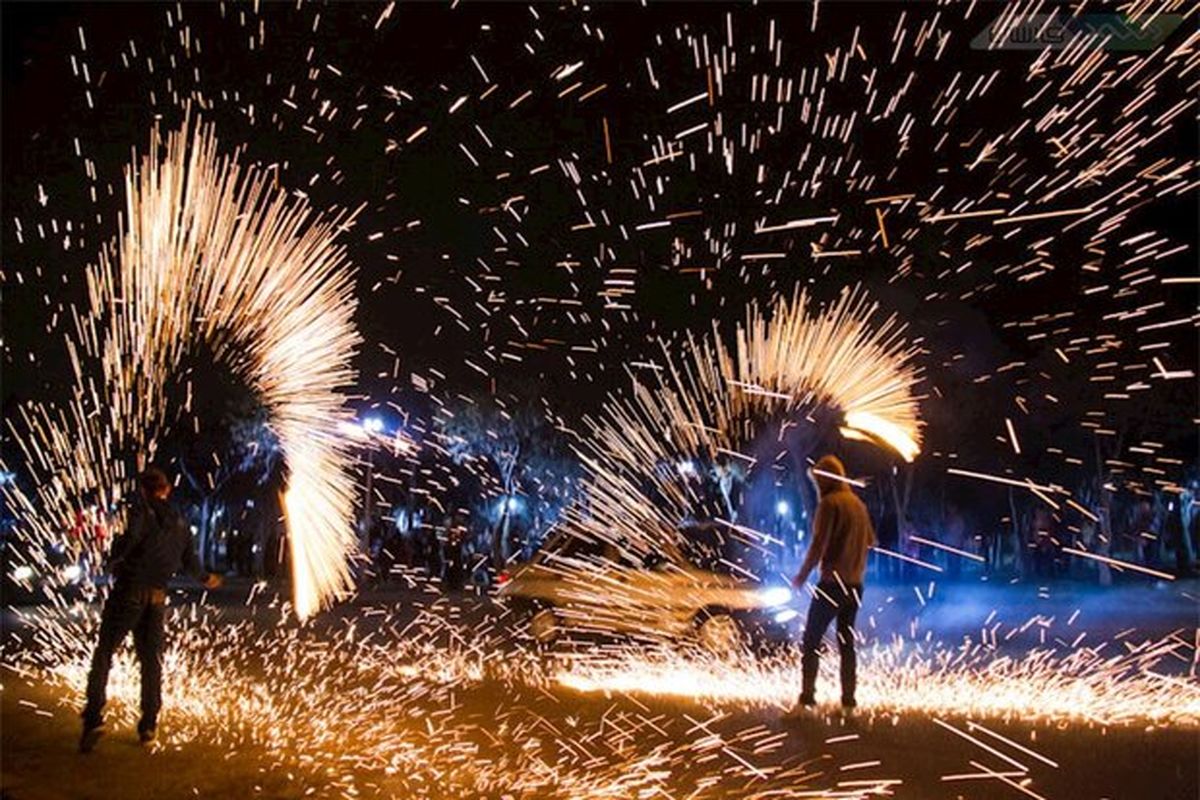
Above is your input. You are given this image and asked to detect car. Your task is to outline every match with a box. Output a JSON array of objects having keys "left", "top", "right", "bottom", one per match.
[
  {"left": 495, "top": 524, "right": 800, "bottom": 653},
  {"left": 2, "top": 528, "right": 92, "bottom": 606},
  {"left": 0, "top": 515, "right": 100, "bottom": 609}
]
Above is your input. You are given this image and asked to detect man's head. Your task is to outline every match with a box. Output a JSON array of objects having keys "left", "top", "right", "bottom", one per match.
[
  {"left": 810, "top": 454, "right": 849, "bottom": 497},
  {"left": 139, "top": 467, "right": 172, "bottom": 500}
]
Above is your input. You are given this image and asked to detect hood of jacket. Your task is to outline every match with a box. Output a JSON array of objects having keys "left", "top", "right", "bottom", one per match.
[{"left": 812, "top": 454, "right": 850, "bottom": 497}]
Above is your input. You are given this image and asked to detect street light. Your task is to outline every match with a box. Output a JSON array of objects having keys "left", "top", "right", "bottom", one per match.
[{"left": 776, "top": 500, "right": 790, "bottom": 517}]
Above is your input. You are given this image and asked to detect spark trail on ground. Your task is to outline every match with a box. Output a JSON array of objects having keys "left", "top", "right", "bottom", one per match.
[
  {"left": 553, "top": 636, "right": 1200, "bottom": 728},
  {"left": 6, "top": 590, "right": 1197, "bottom": 799}
]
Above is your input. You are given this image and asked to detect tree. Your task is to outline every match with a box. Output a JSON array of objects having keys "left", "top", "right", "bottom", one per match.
[
  {"left": 996, "top": 312, "right": 1198, "bottom": 582},
  {"left": 437, "top": 393, "right": 578, "bottom": 567},
  {"left": 158, "top": 363, "right": 282, "bottom": 571}
]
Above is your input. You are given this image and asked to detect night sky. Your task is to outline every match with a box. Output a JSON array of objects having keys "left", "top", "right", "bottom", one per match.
[{"left": 3, "top": 1, "right": 1197, "bottom": 491}]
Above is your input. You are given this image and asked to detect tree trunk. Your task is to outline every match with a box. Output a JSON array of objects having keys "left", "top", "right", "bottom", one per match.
[
  {"left": 1093, "top": 436, "right": 1114, "bottom": 586},
  {"left": 1007, "top": 487, "right": 1021, "bottom": 578},
  {"left": 1096, "top": 491, "right": 1113, "bottom": 586},
  {"left": 491, "top": 497, "right": 510, "bottom": 570},
  {"left": 404, "top": 472, "right": 416, "bottom": 534},
  {"left": 492, "top": 453, "right": 519, "bottom": 569},
  {"left": 501, "top": 507, "right": 512, "bottom": 563},
  {"left": 794, "top": 482, "right": 811, "bottom": 561},
  {"left": 197, "top": 496, "right": 212, "bottom": 572},
  {"left": 891, "top": 464, "right": 913, "bottom": 559},
  {"left": 527, "top": 506, "right": 543, "bottom": 561}
]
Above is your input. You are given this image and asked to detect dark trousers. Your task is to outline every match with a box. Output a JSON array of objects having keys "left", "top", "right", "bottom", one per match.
[
  {"left": 800, "top": 581, "right": 862, "bottom": 707},
  {"left": 82, "top": 586, "right": 166, "bottom": 732}
]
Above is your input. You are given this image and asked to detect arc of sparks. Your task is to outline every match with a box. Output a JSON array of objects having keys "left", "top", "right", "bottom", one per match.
[
  {"left": 561, "top": 287, "right": 923, "bottom": 560},
  {"left": 3, "top": 119, "right": 362, "bottom": 619}
]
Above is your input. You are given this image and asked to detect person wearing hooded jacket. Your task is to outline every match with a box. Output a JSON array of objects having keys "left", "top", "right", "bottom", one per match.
[
  {"left": 786, "top": 454, "right": 875, "bottom": 717},
  {"left": 79, "top": 467, "right": 221, "bottom": 753}
]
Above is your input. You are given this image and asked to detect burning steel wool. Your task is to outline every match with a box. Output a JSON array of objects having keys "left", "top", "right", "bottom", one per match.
[
  {"left": 541, "top": 286, "right": 922, "bottom": 588},
  {"left": 4, "top": 121, "right": 361, "bottom": 619}
]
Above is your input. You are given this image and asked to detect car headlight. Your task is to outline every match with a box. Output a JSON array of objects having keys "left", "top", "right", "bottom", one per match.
[
  {"left": 773, "top": 608, "right": 799, "bottom": 624},
  {"left": 12, "top": 565, "right": 34, "bottom": 581},
  {"left": 62, "top": 565, "right": 83, "bottom": 582},
  {"left": 758, "top": 586, "right": 792, "bottom": 607}
]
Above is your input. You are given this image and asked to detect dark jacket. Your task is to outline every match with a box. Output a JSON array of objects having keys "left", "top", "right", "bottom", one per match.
[
  {"left": 799, "top": 455, "right": 876, "bottom": 585},
  {"left": 109, "top": 496, "right": 204, "bottom": 590}
]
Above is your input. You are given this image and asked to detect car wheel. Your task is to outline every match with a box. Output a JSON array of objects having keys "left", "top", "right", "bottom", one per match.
[
  {"left": 696, "top": 611, "right": 741, "bottom": 654},
  {"left": 529, "top": 606, "right": 559, "bottom": 644}
]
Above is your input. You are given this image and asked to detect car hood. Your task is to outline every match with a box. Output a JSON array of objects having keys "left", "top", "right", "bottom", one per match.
[{"left": 501, "top": 561, "right": 779, "bottom": 603}]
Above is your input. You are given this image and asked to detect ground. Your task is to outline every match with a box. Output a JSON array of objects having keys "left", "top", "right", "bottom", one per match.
[{"left": 2, "top": 577, "right": 1197, "bottom": 799}]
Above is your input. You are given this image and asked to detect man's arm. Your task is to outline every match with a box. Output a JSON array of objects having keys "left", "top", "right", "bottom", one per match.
[{"left": 794, "top": 503, "right": 831, "bottom": 587}]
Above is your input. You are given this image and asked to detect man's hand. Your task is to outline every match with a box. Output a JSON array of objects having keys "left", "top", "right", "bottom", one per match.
[{"left": 202, "top": 573, "right": 223, "bottom": 590}]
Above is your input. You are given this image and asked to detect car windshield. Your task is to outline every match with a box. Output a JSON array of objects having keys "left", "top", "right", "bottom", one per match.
[
  {"left": 537, "top": 526, "right": 761, "bottom": 578},
  {"left": 677, "top": 523, "right": 760, "bottom": 579},
  {"left": 538, "top": 533, "right": 639, "bottom": 568}
]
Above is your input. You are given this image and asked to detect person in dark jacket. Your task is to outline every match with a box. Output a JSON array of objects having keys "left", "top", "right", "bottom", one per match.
[
  {"left": 80, "top": 468, "right": 220, "bottom": 752},
  {"left": 786, "top": 455, "right": 876, "bottom": 718}
]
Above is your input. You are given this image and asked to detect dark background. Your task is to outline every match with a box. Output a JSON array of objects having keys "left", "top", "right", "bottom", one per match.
[{"left": 3, "top": 1, "right": 1196, "bottom": 491}]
